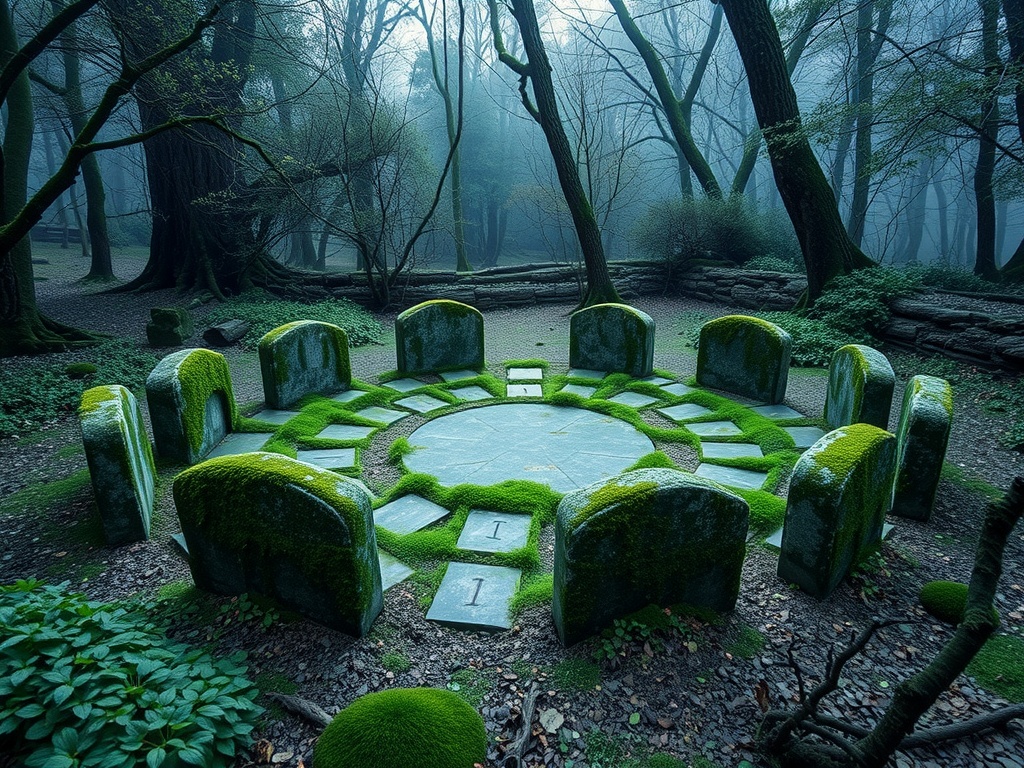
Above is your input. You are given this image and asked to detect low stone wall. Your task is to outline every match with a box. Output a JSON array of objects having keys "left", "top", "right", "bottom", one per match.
[{"left": 675, "top": 267, "right": 806, "bottom": 310}]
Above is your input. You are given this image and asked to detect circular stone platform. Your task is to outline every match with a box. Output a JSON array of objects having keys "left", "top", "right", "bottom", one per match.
[{"left": 403, "top": 403, "right": 654, "bottom": 493}]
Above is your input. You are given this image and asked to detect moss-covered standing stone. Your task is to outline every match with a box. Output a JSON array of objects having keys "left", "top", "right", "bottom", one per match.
[
  {"left": 824, "top": 344, "right": 895, "bottom": 429},
  {"left": 79, "top": 385, "right": 155, "bottom": 545},
  {"left": 258, "top": 320, "right": 351, "bottom": 409},
  {"left": 146, "top": 306, "right": 193, "bottom": 347},
  {"left": 145, "top": 348, "right": 238, "bottom": 464},
  {"left": 172, "top": 452, "right": 382, "bottom": 635},
  {"left": 696, "top": 315, "right": 792, "bottom": 403},
  {"left": 778, "top": 424, "right": 896, "bottom": 599},
  {"left": 553, "top": 468, "right": 749, "bottom": 646},
  {"left": 395, "top": 300, "right": 484, "bottom": 375},
  {"left": 891, "top": 375, "right": 953, "bottom": 522},
  {"left": 569, "top": 303, "right": 655, "bottom": 378}
]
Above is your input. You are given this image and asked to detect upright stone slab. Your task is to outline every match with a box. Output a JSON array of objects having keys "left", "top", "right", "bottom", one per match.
[
  {"left": 778, "top": 424, "right": 896, "bottom": 599},
  {"left": 395, "top": 299, "right": 484, "bottom": 375},
  {"left": 696, "top": 315, "right": 792, "bottom": 403},
  {"left": 146, "top": 307, "right": 193, "bottom": 347},
  {"left": 824, "top": 344, "right": 895, "bottom": 429},
  {"left": 146, "top": 348, "right": 238, "bottom": 464},
  {"left": 891, "top": 375, "right": 953, "bottom": 522},
  {"left": 569, "top": 304, "right": 655, "bottom": 378},
  {"left": 173, "top": 452, "right": 382, "bottom": 635},
  {"left": 79, "top": 385, "right": 156, "bottom": 545},
  {"left": 553, "top": 468, "right": 748, "bottom": 646},
  {"left": 259, "top": 320, "right": 351, "bottom": 409}
]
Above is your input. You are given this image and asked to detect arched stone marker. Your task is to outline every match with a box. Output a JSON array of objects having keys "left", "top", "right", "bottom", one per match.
[
  {"left": 824, "top": 344, "right": 895, "bottom": 430},
  {"left": 259, "top": 320, "right": 351, "bottom": 409},
  {"left": 696, "top": 315, "right": 792, "bottom": 403},
  {"left": 396, "top": 299, "right": 484, "bottom": 375},
  {"left": 891, "top": 375, "right": 953, "bottom": 522},
  {"left": 569, "top": 303, "right": 655, "bottom": 378}
]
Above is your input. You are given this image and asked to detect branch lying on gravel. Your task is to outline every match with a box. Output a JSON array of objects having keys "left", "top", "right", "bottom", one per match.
[
  {"left": 809, "top": 705, "right": 1024, "bottom": 747},
  {"left": 266, "top": 693, "right": 332, "bottom": 728},
  {"left": 502, "top": 681, "right": 541, "bottom": 768}
]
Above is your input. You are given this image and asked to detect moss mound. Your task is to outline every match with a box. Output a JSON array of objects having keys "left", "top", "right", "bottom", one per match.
[
  {"left": 313, "top": 687, "right": 487, "bottom": 768},
  {"left": 65, "top": 362, "right": 98, "bottom": 379},
  {"left": 919, "top": 580, "right": 968, "bottom": 624}
]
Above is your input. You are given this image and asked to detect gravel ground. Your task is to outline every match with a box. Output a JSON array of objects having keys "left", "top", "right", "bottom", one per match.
[{"left": 1, "top": 254, "right": 1023, "bottom": 767}]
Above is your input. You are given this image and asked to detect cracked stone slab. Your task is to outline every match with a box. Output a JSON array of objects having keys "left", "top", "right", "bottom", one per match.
[
  {"left": 439, "top": 369, "right": 480, "bottom": 382},
  {"left": 607, "top": 391, "right": 659, "bottom": 408},
  {"left": 449, "top": 385, "right": 494, "bottom": 402},
  {"left": 658, "top": 403, "right": 713, "bottom": 422},
  {"left": 686, "top": 421, "right": 743, "bottom": 437},
  {"left": 701, "top": 442, "right": 764, "bottom": 459},
  {"left": 378, "top": 549, "right": 414, "bottom": 590},
  {"left": 295, "top": 448, "right": 356, "bottom": 470},
  {"left": 695, "top": 463, "right": 768, "bottom": 491},
  {"left": 456, "top": 510, "right": 531, "bottom": 554},
  {"left": 568, "top": 368, "right": 608, "bottom": 380},
  {"left": 750, "top": 404, "right": 805, "bottom": 420},
  {"left": 507, "top": 367, "right": 544, "bottom": 381},
  {"left": 560, "top": 383, "right": 597, "bottom": 398},
  {"left": 507, "top": 384, "right": 543, "bottom": 397},
  {"left": 374, "top": 494, "right": 451, "bottom": 535},
  {"left": 426, "top": 562, "right": 521, "bottom": 631},
  {"left": 206, "top": 432, "right": 273, "bottom": 458},
  {"left": 252, "top": 409, "right": 300, "bottom": 425},
  {"left": 660, "top": 382, "right": 696, "bottom": 397},
  {"left": 783, "top": 426, "right": 827, "bottom": 450},
  {"left": 395, "top": 394, "right": 450, "bottom": 414},
  {"left": 331, "top": 389, "right": 365, "bottom": 403},
  {"left": 316, "top": 424, "right": 376, "bottom": 441},
  {"left": 382, "top": 378, "right": 426, "bottom": 393},
  {"left": 354, "top": 406, "right": 408, "bottom": 425}
]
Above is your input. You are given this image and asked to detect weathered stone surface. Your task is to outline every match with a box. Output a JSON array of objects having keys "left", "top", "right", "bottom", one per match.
[
  {"left": 202, "top": 319, "right": 249, "bottom": 347},
  {"left": 395, "top": 299, "right": 484, "bottom": 375},
  {"left": 146, "top": 307, "right": 193, "bottom": 347},
  {"left": 569, "top": 303, "right": 655, "bottom": 378},
  {"left": 426, "top": 562, "right": 521, "bottom": 631},
  {"left": 696, "top": 315, "right": 792, "bottom": 404},
  {"left": 778, "top": 425, "right": 897, "bottom": 599},
  {"left": 891, "top": 375, "right": 953, "bottom": 522},
  {"left": 79, "top": 385, "right": 155, "bottom": 545},
  {"left": 553, "top": 468, "right": 748, "bottom": 646},
  {"left": 259, "top": 321, "right": 351, "bottom": 409},
  {"left": 146, "top": 348, "right": 238, "bottom": 464},
  {"left": 173, "top": 452, "right": 382, "bottom": 635},
  {"left": 824, "top": 344, "right": 895, "bottom": 430}
]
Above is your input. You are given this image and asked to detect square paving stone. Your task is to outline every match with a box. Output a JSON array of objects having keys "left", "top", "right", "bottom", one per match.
[
  {"left": 316, "top": 424, "right": 376, "bottom": 441},
  {"left": 252, "top": 409, "right": 300, "bottom": 425},
  {"left": 507, "top": 367, "right": 544, "bottom": 381},
  {"left": 560, "top": 383, "right": 597, "bottom": 398},
  {"left": 660, "top": 382, "right": 695, "bottom": 397},
  {"left": 784, "top": 426, "right": 827, "bottom": 450},
  {"left": 607, "top": 391, "right": 659, "bottom": 408},
  {"left": 355, "top": 406, "right": 408, "bottom": 425},
  {"left": 378, "top": 549, "right": 414, "bottom": 590},
  {"left": 695, "top": 463, "right": 768, "bottom": 491},
  {"left": 449, "top": 385, "right": 494, "bottom": 402},
  {"left": 456, "top": 510, "right": 531, "bottom": 554},
  {"left": 206, "top": 432, "right": 273, "bottom": 458},
  {"left": 374, "top": 494, "right": 451, "bottom": 534},
  {"left": 382, "top": 378, "right": 426, "bottom": 393},
  {"left": 659, "top": 403, "right": 713, "bottom": 422},
  {"left": 568, "top": 368, "right": 608, "bottom": 380},
  {"left": 331, "top": 389, "right": 365, "bottom": 403},
  {"left": 426, "top": 562, "right": 521, "bottom": 631},
  {"left": 296, "top": 448, "right": 356, "bottom": 470},
  {"left": 766, "top": 522, "right": 895, "bottom": 549},
  {"left": 395, "top": 394, "right": 450, "bottom": 414},
  {"left": 639, "top": 375, "right": 672, "bottom": 385},
  {"left": 701, "top": 442, "right": 764, "bottom": 459},
  {"left": 750, "top": 404, "right": 805, "bottom": 420},
  {"left": 507, "top": 384, "right": 543, "bottom": 397},
  {"left": 440, "top": 369, "right": 480, "bottom": 382},
  {"left": 686, "top": 420, "right": 743, "bottom": 437}
]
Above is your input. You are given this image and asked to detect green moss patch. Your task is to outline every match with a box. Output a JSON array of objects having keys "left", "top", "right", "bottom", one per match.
[
  {"left": 0, "top": 469, "right": 91, "bottom": 517},
  {"left": 919, "top": 580, "right": 968, "bottom": 624},
  {"left": 967, "top": 634, "right": 1024, "bottom": 702}
]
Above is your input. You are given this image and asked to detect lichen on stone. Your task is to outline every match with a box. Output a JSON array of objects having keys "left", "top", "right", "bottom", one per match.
[
  {"left": 695, "top": 315, "right": 792, "bottom": 404},
  {"left": 396, "top": 300, "right": 484, "bottom": 375}
]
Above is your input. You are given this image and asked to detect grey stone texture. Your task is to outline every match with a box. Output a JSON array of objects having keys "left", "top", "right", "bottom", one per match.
[
  {"left": 79, "top": 385, "right": 156, "bottom": 545},
  {"left": 694, "top": 464, "right": 768, "bottom": 491},
  {"left": 172, "top": 452, "right": 382, "bottom": 636},
  {"left": 426, "top": 562, "right": 521, "bottom": 631},
  {"left": 258, "top": 320, "right": 351, "bottom": 409},
  {"left": 207, "top": 432, "right": 273, "bottom": 458},
  {"left": 560, "top": 383, "right": 597, "bottom": 398},
  {"left": 374, "top": 495, "right": 451, "bottom": 534},
  {"left": 569, "top": 303, "right": 655, "bottom": 378},
  {"left": 456, "top": 510, "right": 531, "bottom": 553},
  {"left": 295, "top": 448, "right": 357, "bottom": 470},
  {"left": 395, "top": 299, "right": 484, "bottom": 375},
  {"left": 696, "top": 315, "right": 792, "bottom": 404},
  {"left": 700, "top": 442, "right": 763, "bottom": 459},
  {"left": 553, "top": 468, "right": 749, "bottom": 646},
  {"left": 891, "top": 375, "right": 953, "bottom": 522},
  {"left": 824, "top": 344, "right": 896, "bottom": 430},
  {"left": 449, "top": 385, "right": 494, "bottom": 402},
  {"left": 778, "top": 424, "right": 897, "bottom": 599},
  {"left": 394, "top": 394, "right": 449, "bottom": 413},
  {"left": 607, "top": 392, "right": 659, "bottom": 408},
  {"left": 686, "top": 421, "right": 742, "bottom": 437},
  {"left": 783, "top": 426, "right": 827, "bottom": 450}
]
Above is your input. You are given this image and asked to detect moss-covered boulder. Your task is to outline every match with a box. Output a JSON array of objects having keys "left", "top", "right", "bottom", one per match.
[
  {"left": 395, "top": 300, "right": 484, "bottom": 375},
  {"left": 696, "top": 315, "right": 792, "bottom": 403},
  {"left": 146, "top": 306, "right": 193, "bottom": 347},
  {"left": 919, "top": 580, "right": 968, "bottom": 624},
  {"left": 824, "top": 344, "right": 895, "bottom": 430},
  {"left": 313, "top": 687, "right": 486, "bottom": 768},
  {"left": 79, "top": 385, "right": 156, "bottom": 545},
  {"left": 258, "top": 320, "right": 351, "bottom": 409},
  {"left": 569, "top": 303, "right": 655, "bottom": 378},
  {"left": 172, "top": 452, "right": 382, "bottom": 635},
  {"left": 778, "top": 424, "right": 896, "bottom": 599},
  {"left": 553, "top": 468, "right": 748, "bottom": 646},
  {"left": 891, "top": 375, "right": 953, "bottom": 522},
  {"left": 145, "top": 348, "right": 239, "bottom": 465}
]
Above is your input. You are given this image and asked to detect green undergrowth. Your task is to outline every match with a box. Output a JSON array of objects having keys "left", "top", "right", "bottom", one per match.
[
  {"left": 552, "top": 657, "right": 601, "bottom": 691},
  {"left": 940, "top": 462, "right": 1004, "bottom": 502},
  {"left": 510, "top": 573, "right": 554, "bottom": 614},
  {"left": 0, "top": 469, "right": 91, "bottom": 517},
  {"left": 967, "top": 634, "right": 1024, "bottom": 702},
  {"left": 727, "top": 624, "right": 767, "bottom": 659}
]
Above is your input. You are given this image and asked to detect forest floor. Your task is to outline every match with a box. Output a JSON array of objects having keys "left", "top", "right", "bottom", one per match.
[{"left": 2, "top": 246, "right": 1024, "bottom": 768}]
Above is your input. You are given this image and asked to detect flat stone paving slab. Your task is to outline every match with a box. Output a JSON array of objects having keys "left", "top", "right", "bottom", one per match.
[
  {"left": 331, "top": 389, "right": 365, "bottom": 403},
  {"left": 659, "top": 403, "right": 713, "bottom": 422},
  {"left": 403, "top": 403, "right": 653, "bottom": 493},
  {"left": 354, "top": 406, "right": 408, "bottom": 425},
  {"left": 701, "top": 442, "right": 764, "bottom": 459},
  {"left": 507, "top": 384, "right": 543, "bottom": 398},
  {"left": 395, "top": 394, "right": 449, "bottom": 414},
  {"left": 207, "top": 432, "right": 273, "bottom": 458},
  {"left": 784, "top": 426, "right": 827, "bottom": 450},
  {"left": 507, "top": 367, "right": 544, "bottom": 380},
  {"left": 378, "top": 549, "right": 414, "bottom": 590},
  {"left": 608, "top": 391, "right": 659, "bottom": 408},
  {"left": 426, "top": 562, "right": 521, "bottom": 631},
  {"left": 382, "top": 378, "right": 426, "bottom": 393},
  {"left": 660, "top": 382, "right": 695, "bottom": 397},
  {"left": 640, "top": 375, "right": 672, "bottom": 385},
  {"left": 686, "top": 421, "right": 743, "bottom": 437},
  {"left": 449, "top": 385, "right": 494, "bottom": 402},
  {"left": 560, "top": 383, "right": 597, "bottom": 398},
  {"left": 252, "top": 409, "right": 300, "bottom": 425},
  {"left": 456, "top": 510, "right": 531, "bottom": 553},
  {"left": 750, "top": 404, "right": 804, "bottom": 420},
  {"left": 440, "top": 369, "right": 480, "bottom": 382},
  {"left": 568, "top": 368, "right": 607, "bottom": 380},
  {"left": 695, "top": 463, "right": 768, "bottom": 491},
  {"left": 316, "top": 424, "right": 376, "bottom": 441},
  {"left": 374, "top": 494, "right": 451, "bottom": 534},
  {"left": 766, "top": 522, "right": 895, "bottom": 549},
  {"left": 295, "top": 448, "right": 356, "bottom": 470}
]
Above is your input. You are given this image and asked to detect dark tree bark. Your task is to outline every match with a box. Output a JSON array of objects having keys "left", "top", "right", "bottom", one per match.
[
  {"left": 271, "top": 73, "right": 317, "bottom": 271},
  {"left": 999, "top": 0, "right": 1024, "bottom": 280},
  {"left": 974, "top": 0, "right": 1001, "bottom": 281},
  {"left": 719, "top": 0, "right": 873, "bottom": 302},
  {"left": 899, "top": 155, "right": 932, "bottom": 264}
]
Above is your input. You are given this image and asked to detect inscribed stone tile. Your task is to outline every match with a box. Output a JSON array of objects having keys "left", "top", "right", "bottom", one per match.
[
  {"left": 374, "top": 494, "right": 451, "bottom": 534},
  {"left": 426, "top": 562, "right": 521, "bottom": 631},
  {"left": 507, "top": 384, "right": 543, "bottom": 398},
  {"left": 456, "top": 510, "right": 531, "bottom": 553},
  {"left": 316, "top": 424, "right": 376, "bottom": 441}
]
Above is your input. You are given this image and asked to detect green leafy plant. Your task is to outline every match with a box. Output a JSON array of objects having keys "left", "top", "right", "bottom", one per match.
[
  {"left": 851, "top": 551, "right": 891, "bottom": 601},
  {"left": 727, "top": 625, "right": 766, "bottom": 660},
  {"left": 65, "top": 362, "right": 98, "bottom": 379},
  {"left": 0, "top": 580, "right": 261, "bottom": 767},
  {"left": 207, "top": 295, "right": 383, "bottom": 349},
  {"left": 809, "top": 267, "right": 921, "bottom": 336},
  {"left": 380, "top": 651, "right": 412, "bottom": 673},
  {"left": 593, "top": 606, "right": 694, "bottom": 661}
]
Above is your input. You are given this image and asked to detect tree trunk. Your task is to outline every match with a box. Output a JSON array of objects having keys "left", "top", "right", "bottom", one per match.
[
  {"left": 998, "top": 0, "right": 1024, "bottom": 280},
  {"left": 933, "top": 163, "right": 950, "bottom": 261},
  {"left": 974, "top": 0, "right": 1000, "bottom": 281},
  {"left": 900, "top": 155, "right": 932, "bottom": 264},
  {"left": 719, "top": 0, "right": 873, "bottom": 302},
  {"left": 41, "top": 128, "right": 73, "bottom": 251}
]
